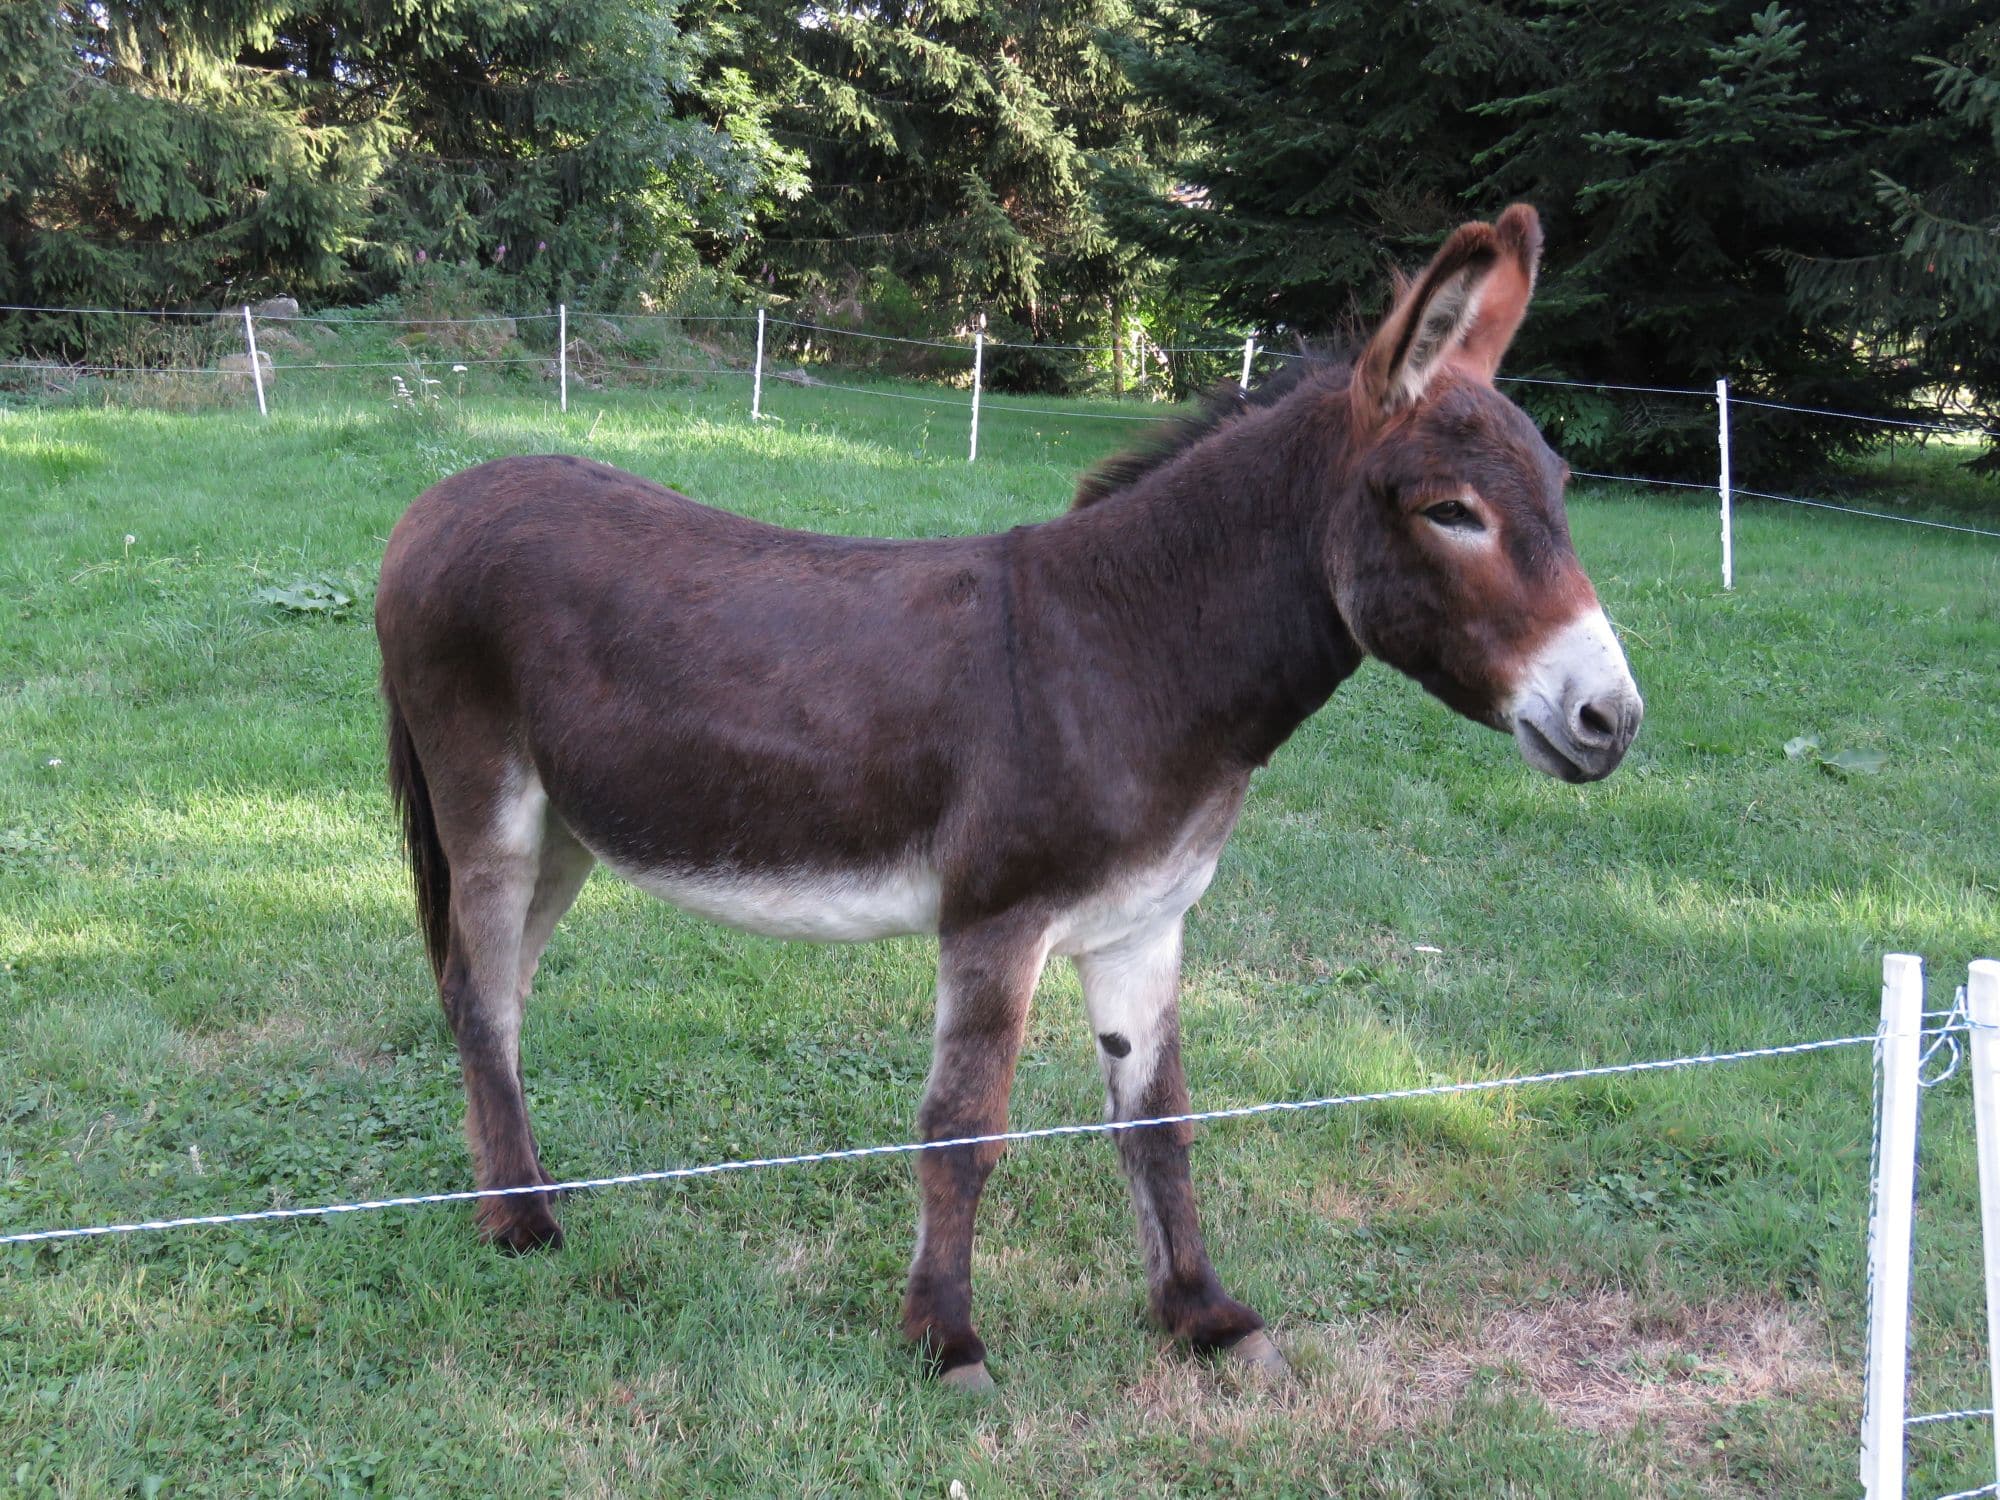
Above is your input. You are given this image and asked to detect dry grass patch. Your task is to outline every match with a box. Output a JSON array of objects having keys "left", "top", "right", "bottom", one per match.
[
  {"left": 1307, "top": 1290, "right": 1844, "bottom": 1444},
  {"left": 1435, "top": 1292, "right": 1844, "bottom": 1436},
  {"left": 1074, "top": 1290, "right": 1846, "bottom": 1481},
  {"left": 178, "top": 1010, "right": 391, "bottom": 1073},
  {"left": 1298, "top": 1156, "right": 1454, "bottom": 1227}
]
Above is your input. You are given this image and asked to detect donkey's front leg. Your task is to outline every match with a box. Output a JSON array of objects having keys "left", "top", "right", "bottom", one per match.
[
  {"left": 902, "top": 916, "right": 1048, "bottom": 1391},
  {"left": 1076, "top": 920, "right": 1287, "bottom": 1375}
]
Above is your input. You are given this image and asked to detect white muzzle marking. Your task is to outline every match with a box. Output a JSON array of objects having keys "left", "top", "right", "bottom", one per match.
[{"left": 1504, "top": 607, "right": 1643, "bottom": 783}]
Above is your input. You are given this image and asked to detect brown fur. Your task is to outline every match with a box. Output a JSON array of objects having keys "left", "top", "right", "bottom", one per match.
[
  {"left": 376, "top": 205, "right": 1640, "bottom": 1379},
  {"left": 385, "top": 685, "right": 450, "bottom": 983},
  {"left": 1071, "top": 355, "right": 1325, "bottom": 510}
]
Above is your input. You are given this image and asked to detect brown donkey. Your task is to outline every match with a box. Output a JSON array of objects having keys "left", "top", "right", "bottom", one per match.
[{"left": 376, "top": 206, "right": 1642, "bottom": 1390}]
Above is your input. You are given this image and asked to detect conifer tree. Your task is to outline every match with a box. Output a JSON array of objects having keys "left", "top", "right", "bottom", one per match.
[
  {"left": 1115, "top": 0, "right": 1992, "bottom": 479},
  {"left": 1786, "top": 30, "right": 2000, "bottom": 469},
  {"left": 0, "top": 0, "right": 783, "bottom": 335},
  {"left": 327, "top": 0, "right": 768, "bottom": 302},
  {"left": 734, "top": 0, "right": 1166, "bottom": 356},
  {"left": 1107, "top": 0, "right": 1537, "bottom": 332},
  {"left": 0, "top": 4, "right": 393, "bottom": 314},
  {"left": 1473, "top": 3, "right": 1960, "bottom": 473}
]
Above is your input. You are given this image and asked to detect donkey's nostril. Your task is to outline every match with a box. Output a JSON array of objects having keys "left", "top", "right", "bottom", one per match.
[{"left": 1576, "top": 699, "right": 1617, "bottom": 742}]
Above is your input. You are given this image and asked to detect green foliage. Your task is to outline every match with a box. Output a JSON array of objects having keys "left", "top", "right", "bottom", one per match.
[
  {"left": 1787, "top": 735, "right": 1890, "bottom": 778},
  {"left": 1113, "top": 0, "right": 1999, "bottom": 483},
  {"left": 253, "top": 575, "right": 364, "bottom": 619},
  {"left": 0, "top": 0, "right": 785, "bottom": 348},
  {"left": 1785, "top": 25, "right": 2000, "bottom": 471},
  {"left": 1109, "top": 0, "right": 1536, "bottom": 333},
  {"left": 351, "top": 0, "right": 768, "bottom": 305},
  {"left": 6, "top": 0, "right": 2000, "bottom": 472},
  {"left": 734, "top": 0, "right": 1167, "bottom": 351},
  {"left": 1475, "top": 1, "right": 1971, "bottom": 478},
  {"left": 0, "top": 5, "right": 394, "bottom": 316}
]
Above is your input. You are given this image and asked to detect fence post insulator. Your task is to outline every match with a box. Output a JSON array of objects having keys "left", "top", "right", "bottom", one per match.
[{"left": 1861, "top": 952, "right": 1925, "bottom": 1498}]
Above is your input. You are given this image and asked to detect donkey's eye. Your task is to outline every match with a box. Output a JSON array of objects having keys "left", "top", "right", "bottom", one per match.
[{"left": 1422, "top": 499, "right": 1482, "bottom": 530}]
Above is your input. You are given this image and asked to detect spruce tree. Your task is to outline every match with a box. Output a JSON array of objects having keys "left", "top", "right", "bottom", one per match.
[
  {"left": 0, "top": 0, "right": 784, "bottom": 344},
  {"left": 732, "top": 0, "right": 1167, "bottom": 362},
  {"left": 1786, "top": 30, "right": 2000, "bottom": 470},
  {"left": 1116, "top": 0, "right": 1993, "bottom": 480},
  {"left": 1107, "top": 0, "right": 1537, "bottom": 333},
  {"left": 324, "top": 0, "right": 767, "bottom": 303},
  {"left": 1474, "top": 2, "right": 1969, "bottom": 475},
  {"left": 0, "top": 4, "right": 392, "bottom": 317}
]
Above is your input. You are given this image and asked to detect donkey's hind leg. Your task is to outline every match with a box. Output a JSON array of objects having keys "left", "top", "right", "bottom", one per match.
[
  {"left": 435, "top": 773, "right": 573, "bottom": 1252},
  {"left": 516, "top": 817, "right": 594, "bottom": 1008},
  {"left": 1076, "top": 920, "right": 1285, "bottom": 1376},
  {"left": 504, "top": 817, "right": 595, "bottom": 1183}
]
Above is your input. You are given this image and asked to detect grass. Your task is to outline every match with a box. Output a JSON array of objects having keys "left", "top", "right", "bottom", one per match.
[{"left": 1, "top": 365, "right": 1998, "bottom": 1497}]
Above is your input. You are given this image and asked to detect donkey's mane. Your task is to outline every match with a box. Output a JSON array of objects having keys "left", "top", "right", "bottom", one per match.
[{"left": 1070, "top": 349, "right": 1350, "bottom": 510}]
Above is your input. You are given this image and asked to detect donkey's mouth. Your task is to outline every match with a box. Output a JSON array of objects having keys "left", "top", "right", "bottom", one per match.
[{"left": 1514, "top": 715, "right": 1599, "bottom": 784}]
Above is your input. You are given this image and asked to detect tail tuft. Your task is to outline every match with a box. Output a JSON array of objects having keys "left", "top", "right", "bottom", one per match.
[{"left": 384, "top": 683, "right": 450, "bottom": 982}]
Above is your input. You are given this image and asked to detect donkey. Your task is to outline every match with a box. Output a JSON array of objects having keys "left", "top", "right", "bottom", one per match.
[{"left": 375, "top": 205, "right": 1642, "bottom": 1391}]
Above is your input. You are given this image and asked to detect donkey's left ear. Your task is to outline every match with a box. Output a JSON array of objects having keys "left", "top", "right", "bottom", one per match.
[
  {"left": 1449, "top": 203, "right": 1542, "bottom": 383},
  {"left": 1352, "top": 204, "right": 1543, "bottom": 425}
]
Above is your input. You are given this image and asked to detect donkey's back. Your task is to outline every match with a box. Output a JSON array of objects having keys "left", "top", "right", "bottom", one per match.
[{"left": 381, "top": 452, "right": 1009, "bottom": 704}]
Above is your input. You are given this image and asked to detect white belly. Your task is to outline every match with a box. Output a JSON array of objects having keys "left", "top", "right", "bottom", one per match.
[
  {"left": 572, "top": 784, "right": 1240, "bottom": 955},
  {"left": 1046, "top": 788, "right": 1243, "bottom": 955},
  {"left": 602, "top": 856, "right": 943, "bottom": 942},
  {"left": 596, "top": 844, "right": 1218, "bottom": 953}
]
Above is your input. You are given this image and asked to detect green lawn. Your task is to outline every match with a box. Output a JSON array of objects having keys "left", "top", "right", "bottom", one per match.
[{"left": 2, "top": 370, "right": 1997, "bottom": 1497}]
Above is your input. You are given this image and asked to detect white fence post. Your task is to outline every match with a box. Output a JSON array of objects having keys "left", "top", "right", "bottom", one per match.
[
  {"left": 752, "top": 306, "right": 766, "bottom": 421},
  {"left": 1970, "top": 960, "right": 2000, "bottom": 1494},
  {"left": 1131, "top": 322, "right": 1146, "bottom": 398},
  {"left": 241, "top": 305, "right": 267, "bottom": 418},
  {"left": 558, "top": 303, "right": 568, "bottom": 414},
  {"left": 1861, "top": 951, "right": 1925, "bottom": 1499},
  {"left": 968, "top": 331, "right": 984, "bottom": 463},
  {"left": 1717, "top": 376, "right": 1733, "bottom": 591},
  {"left": 1240, "top": 335, "right": 1257, "bottom": 392}
]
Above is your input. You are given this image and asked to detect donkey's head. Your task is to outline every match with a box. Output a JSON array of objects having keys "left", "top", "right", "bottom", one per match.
[{"left": 1327, "top": 205, "right": 1642, "bottom": 783}]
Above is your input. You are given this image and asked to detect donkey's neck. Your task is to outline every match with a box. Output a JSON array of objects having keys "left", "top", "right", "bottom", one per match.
[{"left": 1024, "top": 394, "right": 1363, "bottom": 772}]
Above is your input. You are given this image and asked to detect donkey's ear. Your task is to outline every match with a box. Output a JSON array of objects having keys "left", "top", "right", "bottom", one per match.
[
  {"left": 1451, "top": 203, "right": 1542, "bottom": 383},
  {"left": 1351, "top": 204, "right": 1542, "bottom": 423}
]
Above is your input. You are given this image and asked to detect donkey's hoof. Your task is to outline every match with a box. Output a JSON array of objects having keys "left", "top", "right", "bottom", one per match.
[
  {"left": 939, "top": 1361, "right": 996, "bottom": 1395},
  {"left": 479, "top": 1200, "right": 565, "bottom": 1254},
  {"left": 1224, "top": 1330, "right": 1290, "bottom": 1382}
]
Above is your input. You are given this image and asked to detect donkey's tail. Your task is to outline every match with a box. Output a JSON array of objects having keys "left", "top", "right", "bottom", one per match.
[{"left": 384, "top": 683, "right": 451, "bottom": 984}]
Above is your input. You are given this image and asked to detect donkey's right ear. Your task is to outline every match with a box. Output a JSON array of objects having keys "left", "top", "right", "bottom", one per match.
[{"left": 1350, "top": 220, "right": 1503, "bottom": 427}]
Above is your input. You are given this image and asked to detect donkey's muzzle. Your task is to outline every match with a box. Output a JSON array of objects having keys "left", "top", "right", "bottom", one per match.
[
  {"left": 1513, "top": 689, "right": 1642, "bottom": 783},
  {"left": 1507, "top": 609, "right": 1643, "bottom": 784}
]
